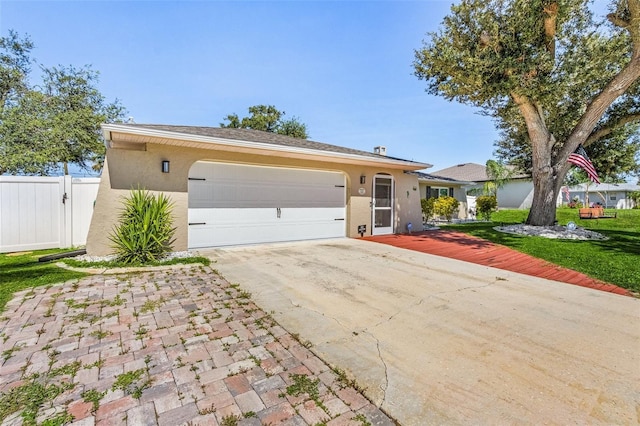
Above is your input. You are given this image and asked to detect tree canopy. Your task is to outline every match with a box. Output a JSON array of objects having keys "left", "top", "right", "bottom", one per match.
[
  {"left": 414, "top": 0, "right": 640, "bottom": 225},
  {"left": 494, "top": 103, "right": 640, "bottom": 182},
  {"left": 0, "top": 30, "right": 126, "bottom": 175},
  {"left": 220, "top": 104, "right": 309, "bottom": 139}
]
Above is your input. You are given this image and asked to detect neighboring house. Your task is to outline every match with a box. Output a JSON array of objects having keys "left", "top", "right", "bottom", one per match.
[
  {"left": 430, "top": 163, "right": 533, "bottom": 209},
  {"left": 407, "top": 171, "right": 475, "bottom": 219},
  {"left": 86, "top": 124, "right": 431, "bottom": 255},
  {"left": 560, "top": 182, "right": 640, "bottom": 209}
]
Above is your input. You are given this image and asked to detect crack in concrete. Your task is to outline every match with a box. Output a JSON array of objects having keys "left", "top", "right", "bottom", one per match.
[
  {"left": 368, "top": 280, "right": 497, "bottom": 331},
  {"left": 364, "top": 330, "right": 389, "bottom": 408},
  {"left": 287, "top": 297, "right": 350, "bottom": 331},
  {"left": 447, "top": 281, "right": 496, "bottom": 294},
  {"left": 281, "top": 279, "right": 495, "bottom": 411},
  {"left": 369, "top": 296, "right": 427, "bottom": 330}
]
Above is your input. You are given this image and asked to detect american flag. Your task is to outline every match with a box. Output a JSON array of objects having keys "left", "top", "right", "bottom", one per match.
[
  {"left": 562, "top": 185, "right": 570, "bottom": 201},
  {"left": 568, "top": 144, "right": 600, "bottom": 184}
]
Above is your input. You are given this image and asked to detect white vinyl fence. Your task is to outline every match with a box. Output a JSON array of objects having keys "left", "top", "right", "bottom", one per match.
[{"left": 0, "top": 176, "right": 100, "bottom": 253}]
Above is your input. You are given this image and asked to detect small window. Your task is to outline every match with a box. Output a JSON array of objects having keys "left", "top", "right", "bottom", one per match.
[
  {"left": 427, "top": 186, "right": 453, "bottom": 199},
  {"left": 610, "top": 195, "right": 617, "bottom": 200}
]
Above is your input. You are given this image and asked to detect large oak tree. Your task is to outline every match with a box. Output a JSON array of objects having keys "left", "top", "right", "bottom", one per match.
[
  {"left": 221, "top": 104, "right": 309, "bottom": 139},
  {"left": 414, "top": 0, "right": 640, "bottom": 226},
  {"left": 0, "top": 31, "right": 126, "bottom": 175}
]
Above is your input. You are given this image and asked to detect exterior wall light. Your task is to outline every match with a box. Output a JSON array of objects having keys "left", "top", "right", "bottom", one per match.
[
  {"left": 161, "top": 160, "right": 170, "bottom": 173},
  {"left": 360, "top": 175, "right": 366, "bottom": 184}
]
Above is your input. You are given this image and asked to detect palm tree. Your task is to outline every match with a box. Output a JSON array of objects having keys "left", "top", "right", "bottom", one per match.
[{"left": 484, "top": 159, "right": 515, "bottom": 198}]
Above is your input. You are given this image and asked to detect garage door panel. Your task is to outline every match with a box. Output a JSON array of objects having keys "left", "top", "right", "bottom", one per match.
[
  {"left": 188, "top": 162, "right": 346, "bottom": 248},
  {"left": 189, "top": 163, "right": 345, "bottom": 209},
  {"left": 189, "top": 207, "right": 345, "bottom": 248},
  {"left": 190, "top": 181, "right": 343, "bottom": 209},
  {"left": 189, "top": 208, "right": 282, "bottom": 248},
  {"left": 277, "top": 208, "right": 346, "bottom": 241}
]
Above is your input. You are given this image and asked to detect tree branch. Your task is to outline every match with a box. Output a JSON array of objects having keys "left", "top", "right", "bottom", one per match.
[
  {"left": 561, "top": 53, "right": 640, "bottom": 160},
  {"left": 535, "top": 102, "right": 547, "bottom": 128},
  {"left": 608, "top": 0, "right": 640, "bottom": 50},
  {"left": 543, "top": 2, "right": 558, "bottom": 58},
  {"left": 607, "top": 13, "right": 630, "bottom": 30},
  {"left": 512, "top": 92, "right": 555, "bottom": 175},
  {"left": 584, "top": 113, "right": 640, "bottom": 147}
]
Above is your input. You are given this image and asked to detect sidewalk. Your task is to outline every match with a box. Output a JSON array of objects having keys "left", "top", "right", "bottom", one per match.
[
  {"left": 0, "top": 266, "right": 393, "bottom": 426},
  {"left": 366, "top": 230, "right": 633, "bottom": 296}
]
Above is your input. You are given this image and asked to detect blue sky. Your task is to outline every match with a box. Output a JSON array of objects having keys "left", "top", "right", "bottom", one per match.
[{"left": 3, "top": 1, "right": 520, "bottom": 173}]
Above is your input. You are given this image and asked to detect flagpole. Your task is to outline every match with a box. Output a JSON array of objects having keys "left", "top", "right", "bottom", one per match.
[{"left": 585, "top": 182, "right": 590, "bottom": 207}]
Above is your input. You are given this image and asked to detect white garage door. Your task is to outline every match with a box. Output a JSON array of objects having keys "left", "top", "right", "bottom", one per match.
[{"left": 188, "top": 162, "right": 346, "bottom": 248}]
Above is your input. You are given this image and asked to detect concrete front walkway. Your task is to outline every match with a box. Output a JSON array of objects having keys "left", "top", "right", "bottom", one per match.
[
  {"left": 208, "top": 238, "right": 640, "bottom": 426},
  {"left": 0, "top": 266, "right": 392, "bottom": 426}
]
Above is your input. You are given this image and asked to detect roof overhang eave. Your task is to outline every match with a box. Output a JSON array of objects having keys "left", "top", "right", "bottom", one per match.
[{"left": 101, "top": 124, "right": 430, "bottom": 171}]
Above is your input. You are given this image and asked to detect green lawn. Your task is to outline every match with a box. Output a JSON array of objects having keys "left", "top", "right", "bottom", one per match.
[
  {"left": 0, "top": 249, "right": 89, "bottom": 313},
  {"left": 0, "top": 249, "right": 212, "bottom": 313},
  {"left": 443, "top": 208, "right": 640, "bottom": 293}
]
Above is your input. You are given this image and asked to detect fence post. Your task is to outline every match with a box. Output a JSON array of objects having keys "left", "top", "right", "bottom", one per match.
[{"left": 62, "top": 175, "right": 73, "bottom": 248}]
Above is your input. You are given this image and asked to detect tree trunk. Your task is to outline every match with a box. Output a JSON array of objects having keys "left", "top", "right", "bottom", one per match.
[
  {"left": 527, "top": 166, "right": 561, "bottom": 226},
  {"left": 526, "top": 134, "right": 563, "bottom": 226},
  {"left": 511, "top": 94, "right": 561, "bottom": 226}
]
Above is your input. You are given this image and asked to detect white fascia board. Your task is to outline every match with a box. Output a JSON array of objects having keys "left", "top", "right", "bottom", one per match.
[{"left": 101, "top": 124, "right": 431, "bottom": 170}]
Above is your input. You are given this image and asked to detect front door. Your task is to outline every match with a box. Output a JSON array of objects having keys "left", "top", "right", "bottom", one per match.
[{"left": 372, "top": 175, "right": 394, "bottom": 235}]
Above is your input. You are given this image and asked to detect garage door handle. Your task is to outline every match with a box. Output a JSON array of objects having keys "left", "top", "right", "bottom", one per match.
[
  {"left": 188, "top": 222, "right": 206, "bottom": 225},
  {"left": 334, "top": 218, "right": 345, "bottom": 221}
]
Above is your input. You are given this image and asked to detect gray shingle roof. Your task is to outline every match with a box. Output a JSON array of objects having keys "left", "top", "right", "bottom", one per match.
[
  {"left": 431, "top": 162, "right": 529, "bottom": 182},
  {"left": 115, "top": 124, "right": 426, "bottom": 166},
  {"left": 406, "top": 171, "right": 474, "bottom": 185},
  {"left": 430, "top": 163, "right": 490, "bottom": 181}
]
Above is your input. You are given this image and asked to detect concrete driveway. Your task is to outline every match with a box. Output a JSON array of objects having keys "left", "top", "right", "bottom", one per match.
[{"left": 206, "top": 238, "right": 640, "bottom": 425}]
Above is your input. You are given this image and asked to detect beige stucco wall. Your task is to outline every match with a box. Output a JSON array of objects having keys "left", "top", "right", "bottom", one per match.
[{"left": 86, "top": 143, "right": 423, "bottom": 256}]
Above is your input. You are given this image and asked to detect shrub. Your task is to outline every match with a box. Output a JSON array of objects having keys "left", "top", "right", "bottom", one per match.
[
  {"left": 629, "top": 191, "right": 640, "bottom": 208},
  {"left": 475, "top": 195, "right": 497, "bottom": 221},
  {"left": 421, "top": 198, "right": 435, "bottom": 222},
  {"left": 433, "top": 196, "right": 459, "bottom": 221},
  {"left": 109, "top": 188, "right": 176, "bottom": 264}
]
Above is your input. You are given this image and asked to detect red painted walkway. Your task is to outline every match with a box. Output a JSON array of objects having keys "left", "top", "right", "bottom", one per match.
[{"left": 365, "top": 230, "right": 633, "bottom": 297}]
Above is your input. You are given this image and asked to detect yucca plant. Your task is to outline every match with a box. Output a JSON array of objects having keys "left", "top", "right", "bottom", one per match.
[{"left": 109, "top": 188, "right": 176, "bottom": 264}]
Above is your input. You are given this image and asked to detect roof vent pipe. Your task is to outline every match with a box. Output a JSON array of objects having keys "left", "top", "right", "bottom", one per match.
[{"left": 374, "top": 146, "right": 387, "bottom": 156}]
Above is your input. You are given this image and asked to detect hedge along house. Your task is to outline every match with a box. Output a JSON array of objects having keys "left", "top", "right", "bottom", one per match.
[
  {"left": 407, "top": 171, "right": 475, "bottom": 220},
  {"left": 86, "top": 124, "right": 431, "bottom": 256}
]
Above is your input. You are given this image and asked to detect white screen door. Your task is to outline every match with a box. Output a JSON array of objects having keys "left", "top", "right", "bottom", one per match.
[{"left": 372, "top": 175, "right": 394, "bottom": 235}]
